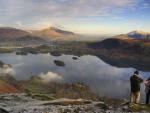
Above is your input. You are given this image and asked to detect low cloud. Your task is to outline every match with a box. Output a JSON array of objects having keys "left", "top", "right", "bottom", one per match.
[
  {"left": 0, "top": 64, "right": 15, "bottom": 76},
  {"left": 33, "top": 21, "right": 53, "bottom": 29},
  {"left": 16, "top": 21, "right": 22, "bottom": 26},
  {"left": 38, "top": 71, "right": 63, "bottom": 82}
]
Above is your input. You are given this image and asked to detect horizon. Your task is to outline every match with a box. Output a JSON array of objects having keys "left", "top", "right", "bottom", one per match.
[
  {"left": 0, "top": 25, "right": 149, "bottom": 36},
  {"left": 0, "top": 0, "right": 149, "bottom": 35}
]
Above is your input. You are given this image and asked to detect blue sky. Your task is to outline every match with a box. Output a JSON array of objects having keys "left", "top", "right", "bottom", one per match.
[{"left": 0, "top": 0, "right": 149, "bottom": 35}]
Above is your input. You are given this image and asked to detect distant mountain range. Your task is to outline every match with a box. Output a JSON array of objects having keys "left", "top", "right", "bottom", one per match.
[
  {"left": 127, "top": 30, "right": 150, "bottom": 39},
  {"left": 0, "top": 27, "right": 77, "bottom": 42},
  {"left": 88, "top": 30, "right": 150, "bottom": 58},
  {"left": 88, "top": 31, "right": 150, "bottom": 71},
  {"left": 89, "top": 30, "right": 150, "bottom": 50},
  {"left": 0, "top": 27, "right": 149, "bottom": 47},
  {"left": 115, "top": 30, "right": 150, "bottom": 39}
]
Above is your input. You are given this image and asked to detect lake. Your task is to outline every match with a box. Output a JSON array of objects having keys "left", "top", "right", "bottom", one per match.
[{"left": 0, "top": 53, "right": 149, "bottom": 102}]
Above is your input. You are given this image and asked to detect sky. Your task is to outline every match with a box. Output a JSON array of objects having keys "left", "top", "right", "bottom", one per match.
[{"left": 0, "top": 0, "right": 150, "bottom": 35}]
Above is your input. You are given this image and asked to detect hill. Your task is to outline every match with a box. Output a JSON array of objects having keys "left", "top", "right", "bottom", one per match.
[
  {"left": 0, "top": 27, "right": 47, "bottom": 46},
  {"left": 87, "top": 37, "right": 150, "bottom": 71},
  {"left": 0, "top": 27, "right": 30, "bottom": 40}
]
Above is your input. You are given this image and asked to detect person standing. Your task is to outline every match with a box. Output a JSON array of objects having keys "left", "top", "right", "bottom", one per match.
[
  {"left": 130, "top": 71, "right": 143, "bottom": 104},
  {"left": 145, "top": 76, "right": 150, "bottom": 104}
]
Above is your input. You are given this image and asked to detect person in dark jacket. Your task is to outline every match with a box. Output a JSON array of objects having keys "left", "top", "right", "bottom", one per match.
[
  {"left": 145, "top": 76, "right": 150, "bottom": 104},
  {"left": 130, "top": 71, "right": 143, "bottom": 104}
]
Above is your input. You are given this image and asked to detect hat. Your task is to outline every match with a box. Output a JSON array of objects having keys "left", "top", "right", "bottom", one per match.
[{"left": 134, "top": 71, "right": 139, "bottom": 75}]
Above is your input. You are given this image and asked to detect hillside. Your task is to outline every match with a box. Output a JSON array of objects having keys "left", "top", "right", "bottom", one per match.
[
  {"left": 0, "top": 27, "right": 31, "bottom": 39},
  {"left": 0, "top": 79, "right": 18, "bottom": 93},
  {"left": 89, "top": 38, "right": 150, "bottom": 50},
  {"left": 0, "top": 27, "right": 47, "bottom": 46},
  {"left": 87, "top": 38, "right": 150, "bottom": 71}
]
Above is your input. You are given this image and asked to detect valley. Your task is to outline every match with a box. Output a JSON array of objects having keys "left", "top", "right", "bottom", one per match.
[
  {"left": 0, "top": 27, "right": 150, "bottom": 112},
  {"left": 0, "top": 0, "right": 150, "bottom": 112}
]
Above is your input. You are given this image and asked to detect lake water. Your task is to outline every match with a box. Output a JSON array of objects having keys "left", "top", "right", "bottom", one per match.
[{"left": 0, "top": 53, "right": 149, "bottom": 102}]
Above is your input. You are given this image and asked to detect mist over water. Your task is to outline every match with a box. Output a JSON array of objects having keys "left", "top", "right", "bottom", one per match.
[{"left": 0, "top": 53, "right": 149, "bottom": 102}]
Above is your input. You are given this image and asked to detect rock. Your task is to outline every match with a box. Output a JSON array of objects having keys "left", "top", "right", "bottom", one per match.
[
  {"left": 0, "top": 108, "right": 9, "bottom": 113},
  {"left": 43, "top": 98, "right": 92, "bottom": 106},
  {"left": 74, "top": 107, "right": 82, "bottom": 113},
  {"left": 54, "top": 60, "right": 65, "bottom": 67},
  {"left": 0, "top": 61, "right": 4, "bottom": 68},
  {"left": 50, "top": 51, "right": 62, "bottom": 57},
  {"left": 95, "top": 102, "right": 109, "bottom": 110},
  {"left": 0, "top": 94, "right": 149, "bottom": 113},
  {"left": 16, "top": 51, "right": 27, "bottom": 55},
  {"left": 72, "top": 56, "right": 78, "bottom": 60}
]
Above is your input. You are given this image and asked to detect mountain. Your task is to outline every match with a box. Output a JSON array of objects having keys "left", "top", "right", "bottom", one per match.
[
  {"left": 88, "top": 37, "right": 150, "bottom": 51},
  {"left": 0, "top": 27, "right": 31, "bottom": 39},
  {"left": 0, "top": 27, "right": 77, "bottom": 43},
  {"left": 88, "top": 37, "right": 150, "bottom": 71},
  {"left": 0, "top": 27, "right": 47, "bottom": 46},
  {"left": 128, "top": 30, "right": 150, "bottom": 39},
  {"left": 31, "top": 27, "right": 77, "bottom": 40},
  {"left": 88, "top": 38, "right": 129, "bottom": 49},
  {"left": 115, "top": 30, "right": 150, "bottom": 39}
]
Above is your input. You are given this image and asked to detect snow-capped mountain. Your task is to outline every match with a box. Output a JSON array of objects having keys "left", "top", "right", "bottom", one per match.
[{"left": 127, "top": 30, "right": 150, "bottom": 39}]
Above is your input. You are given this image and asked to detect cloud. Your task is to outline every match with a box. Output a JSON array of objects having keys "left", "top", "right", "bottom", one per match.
[
  {"left": 33, "top": 21, "right": 53, "bottom": 29},
  {"left": 0, "top": 64, "right": 15, "bottom": 76},
  {"left": 38, "top": 71, "right": 63, "bottom": 82},
  {"left": 13, "top": 63, "right": 25, "bottom": 68},
  {"left": 141, "top": 2, "right": 150, "bottom": 9},
  {"left": 16, "top": 21, "right": 22, "bottom": 26},
  {"left": 0, "top": 0, "right": 149, "bottom": 33},
  {"left": 29, "top": 0, "right": 138, "bottom": 17},
  {"left": 0, "top": 0, "right": 140, "bottom": 19}
]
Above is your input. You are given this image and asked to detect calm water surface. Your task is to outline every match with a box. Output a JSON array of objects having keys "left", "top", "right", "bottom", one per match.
[{"left": 0, "top": 53, "right": 149, "bottom": 102}]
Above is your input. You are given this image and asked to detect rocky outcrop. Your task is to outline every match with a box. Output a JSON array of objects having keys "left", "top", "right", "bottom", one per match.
[
  {"left": 0, "top": 94, "right": 149, "bottom": 113},
  {"left": 0, "top": 108, "right": 9, "bottom": 113},
  {"left": 54, "top": 60, "right": 65, "bottom": 67}
]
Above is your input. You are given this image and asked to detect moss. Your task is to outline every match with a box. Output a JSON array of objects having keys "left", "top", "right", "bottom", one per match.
[
  {"left": 0, "top": 48, "right": 14, "bottom": 53},
  {"left": 130, "top": 104, "right": 150, "bottom": 112},
  {"left": 31, "top": 94, "right": 55, "bottom": 101},
  {"left": 26, "top": 93, "right": 56, "bottom": 101}
]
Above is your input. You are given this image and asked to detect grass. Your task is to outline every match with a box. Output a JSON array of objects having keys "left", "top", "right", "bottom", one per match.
[
  {"left": 0, "top": 48, "right": 14, "bottom": 53},
  {"left": 130, "top": 103, "right": 150, "bottom": 112},
  {"left": 30, "top": 94, "right": 56, "bottom": 101}
]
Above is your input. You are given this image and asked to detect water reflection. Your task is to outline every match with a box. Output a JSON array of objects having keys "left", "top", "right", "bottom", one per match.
[{"left": 0, "top": 53, "right": 149, "bottom": 102}]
